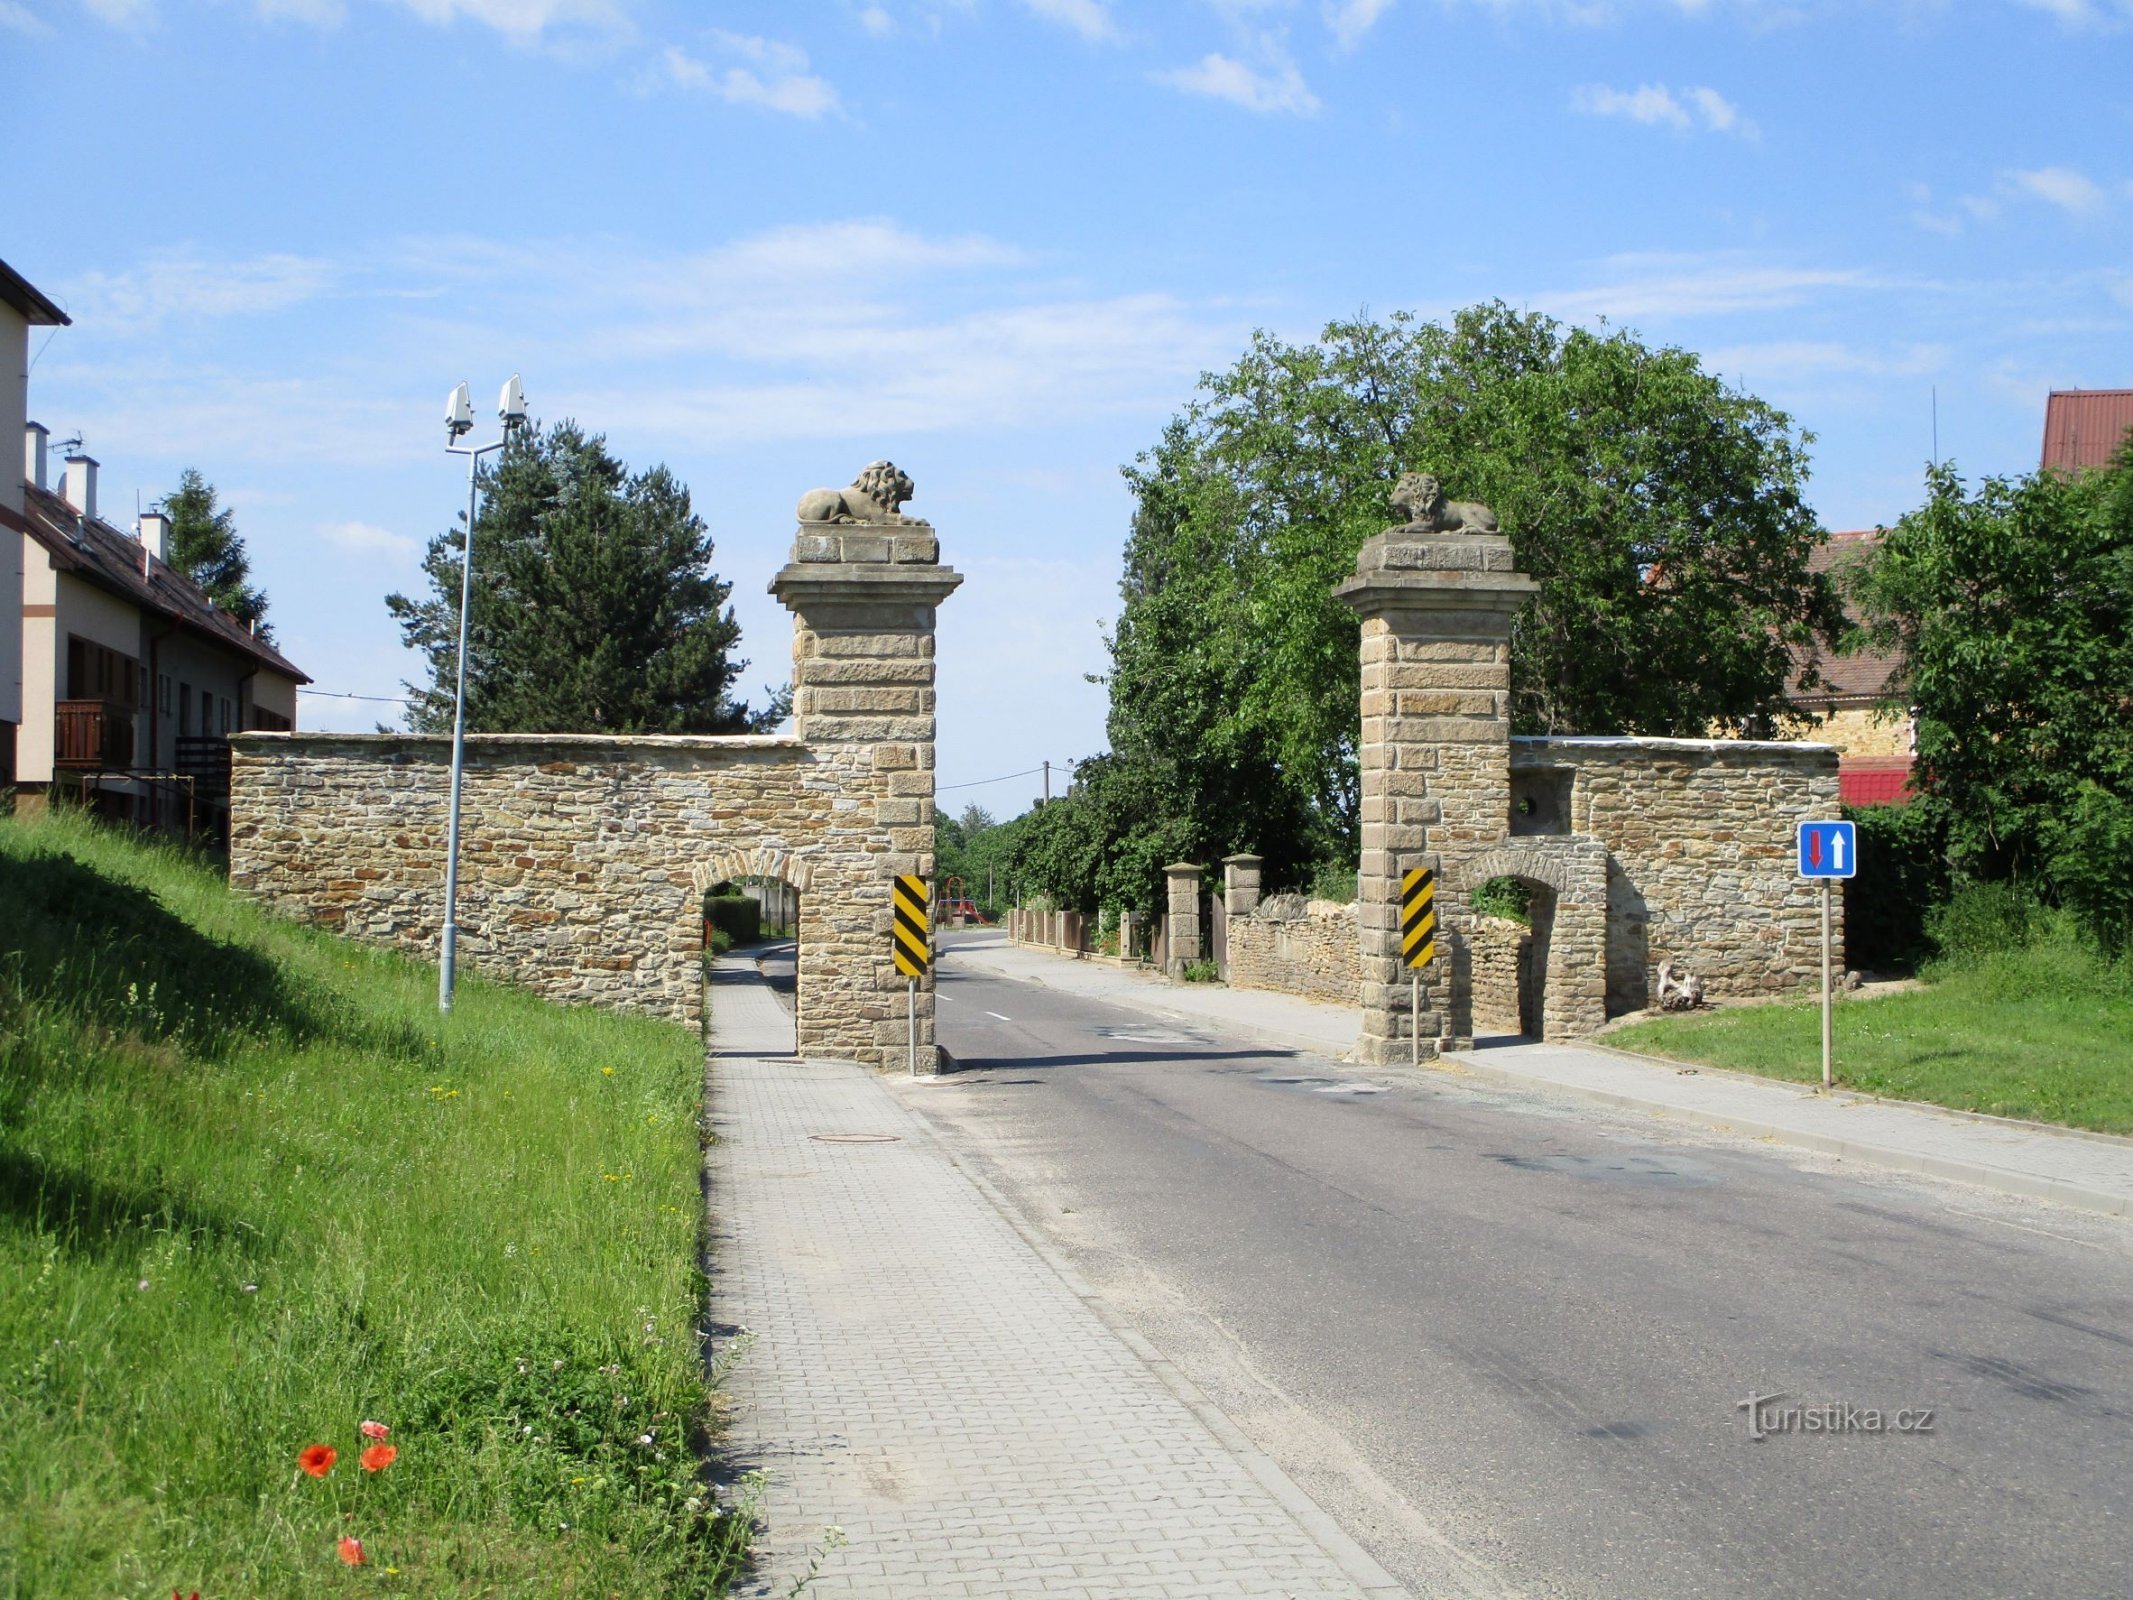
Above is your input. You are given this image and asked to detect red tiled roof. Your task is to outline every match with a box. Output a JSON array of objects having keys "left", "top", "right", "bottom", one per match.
[
  {"left": 20, "top": 482, "right": 310, "bottom": 683},
  {"left": 2042, "top": 389, "right": 2133, "bottom": 473},
  {"left": 1840, "top": 756, "right": 1916, "bottom": 808}
]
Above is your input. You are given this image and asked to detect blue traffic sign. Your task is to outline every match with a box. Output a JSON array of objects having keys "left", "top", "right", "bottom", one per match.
[{"left": 1798, "top": 819, "right": 1857, "bottom": 880}]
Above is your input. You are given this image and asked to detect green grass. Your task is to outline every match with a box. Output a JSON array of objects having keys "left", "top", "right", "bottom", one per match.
[
  {"left": 1608, "top": 929, "right": 2133, "bottom": 1134},
  {"left": 0, "top": 809, "right": 746, "bottom": 1598}
]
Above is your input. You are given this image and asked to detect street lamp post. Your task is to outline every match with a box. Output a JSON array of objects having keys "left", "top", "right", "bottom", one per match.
[{"left": 439, "top": 374, "right": 527, "bottom": 1014}]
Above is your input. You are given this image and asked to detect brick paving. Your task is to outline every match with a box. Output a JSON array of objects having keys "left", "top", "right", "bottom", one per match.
[{"left": 703, "top": 952, "right": 1402, "bottom": 1598}]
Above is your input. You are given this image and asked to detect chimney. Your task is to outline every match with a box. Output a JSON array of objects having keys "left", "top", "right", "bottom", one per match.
[
  {"left": 62, "top": 452, "right": 98, "bottom": 523},
  {"left": 24, "top": 422, "right": 47, "bottom": 491},
  {"left": 140, "top": 510, "right": 172, "bottom": 564}
]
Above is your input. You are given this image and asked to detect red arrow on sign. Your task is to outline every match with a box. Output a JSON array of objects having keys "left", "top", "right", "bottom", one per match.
[{"left": 1809, "top": 830, "right": 1824, "bottom": 868}]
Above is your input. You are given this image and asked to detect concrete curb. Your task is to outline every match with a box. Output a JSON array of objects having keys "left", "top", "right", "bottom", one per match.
[{"left": 1437, "top": 1049, "right": 2133, "bottom": 1220}]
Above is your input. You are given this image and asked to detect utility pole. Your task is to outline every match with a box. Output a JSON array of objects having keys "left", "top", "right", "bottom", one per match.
[{"left": 1042, "top": 759, "right": 1050, "bottom": 804}]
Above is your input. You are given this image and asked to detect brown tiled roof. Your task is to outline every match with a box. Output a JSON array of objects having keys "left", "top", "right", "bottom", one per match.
[
  {"left": 20, "top": 482, "right": 311, "bottom": 683},
  {"left": 1790, "top": 529, "right": 1901, "bottom": 706},
  {"left": 2042, "top": 389, "right": 2133, "bottom": 473}
]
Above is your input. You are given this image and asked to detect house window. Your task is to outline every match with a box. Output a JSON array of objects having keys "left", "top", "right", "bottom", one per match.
[
  {"left": 64, "top": 636, "right": 141, "bottom": 706},
  {"left": 200, "top": 688, "right": 212, "bottom": 735},
  {"left": 220, "top": 697, "right": 232, "bottom": 735},
  {"left": 158, "top": 675, "right": 172, "bottom": 714},
  {"left": 179, "top": 682, "right": 192, "bottom": 736}
]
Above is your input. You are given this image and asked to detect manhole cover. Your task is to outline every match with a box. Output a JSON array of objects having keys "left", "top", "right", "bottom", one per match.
[{"left": 810, "top": 1133, "right": 902, "bottom": 1144}]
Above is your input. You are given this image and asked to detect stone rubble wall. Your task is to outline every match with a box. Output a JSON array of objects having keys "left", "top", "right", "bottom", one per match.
[
  {"left": 227, "top": 731, "right": 881, "bottom": 1035},
  {"left": 1471, "top": 916, "right": 1531, "bottom": 1034},
  {"left": 1224, "top": 899, "right": 1360, "bottom": 1006},
  {"left": 1511, "top": 737, "right": 1840, "bottom": 1015}
]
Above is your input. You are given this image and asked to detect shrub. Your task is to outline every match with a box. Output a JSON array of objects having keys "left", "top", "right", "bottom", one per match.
[
  {"left": 1180, "top": 958, "right": 1221, "bottom": 983},
  {"left": 1843, "top": 800, "right": 1952, "bottom": 972},
  {"left": 703, "top": 894, "right": 761, "bottom": 947},
  {"left": 1926, "top": 880, "right": 2038, "bottom": 966},
  {"left": 1472, "top": 875, "right": 1531, "bottom": 925},
  {"left": 2044, "top": 780, "right": 2133, "bottom": 957}
]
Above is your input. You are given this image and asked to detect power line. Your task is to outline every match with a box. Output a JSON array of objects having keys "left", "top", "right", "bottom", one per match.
[
  {"left": 298, "top": 688, "right": 413, "bottom": 704},
  {"left": 937, "top": 762, "right": 1076, "bottom": 794}
]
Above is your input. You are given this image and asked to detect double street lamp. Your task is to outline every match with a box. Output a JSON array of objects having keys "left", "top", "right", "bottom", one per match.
[{"left": 438, "top": 374, "right": 528, "bottom": 1013}]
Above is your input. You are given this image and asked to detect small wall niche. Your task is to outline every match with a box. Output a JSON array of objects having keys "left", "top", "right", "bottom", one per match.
[{"left": 1510, "top": 767, "right": 1573, "bottom": 836}]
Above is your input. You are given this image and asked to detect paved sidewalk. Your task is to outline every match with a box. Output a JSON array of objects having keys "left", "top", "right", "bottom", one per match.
[
  {"left": 944, "top": 931, "right": 2133, "bottom": 1219},
  {"left": 703, "top": 952, "right": 1406, "bottom": 1599}
]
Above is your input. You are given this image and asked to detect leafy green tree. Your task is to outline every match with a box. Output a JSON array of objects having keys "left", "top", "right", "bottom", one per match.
[
  {"left": 387, "top": 421, "right": 781, "bottom": 735},
  {"left": 1853, "top": 449, "right": 2133, "bottom": 951},
  {"left": 1102, "top": 302, "right": 1842, "bottom": 896},
  {"left": 164, "top": 469, "right": 271, "bottom": 637}
]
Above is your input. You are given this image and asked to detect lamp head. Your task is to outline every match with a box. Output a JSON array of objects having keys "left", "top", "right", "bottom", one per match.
[
  {"left": 445, "top": 382, "right": 474, "bottom": 442},
  {"left": 499, "top": 373, "right": 528, "bottom": 431}
]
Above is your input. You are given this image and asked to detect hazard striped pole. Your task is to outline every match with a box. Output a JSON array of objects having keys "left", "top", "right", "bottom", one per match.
[
  {"left": 892, "top": 874, "right": 931, "bottom": 1076},
  {"left": 1401, "top": 866, "right": 1437, "bottom": 1065}
]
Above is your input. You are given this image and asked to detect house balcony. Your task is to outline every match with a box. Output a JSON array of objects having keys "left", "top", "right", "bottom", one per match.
[
  {"left": 175, "top": 735, "right": 232, "bottom": 804},
  {"left": 55, "top": 700, "right": 135, "bottom": 770}
]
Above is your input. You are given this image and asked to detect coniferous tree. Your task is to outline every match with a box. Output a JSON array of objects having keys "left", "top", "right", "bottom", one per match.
[
  {"left": 387, "top": 420, "right": 782, "bottom": 735},
  {"left": 164, "top": 469, "right": 271, "bottom": 637}
]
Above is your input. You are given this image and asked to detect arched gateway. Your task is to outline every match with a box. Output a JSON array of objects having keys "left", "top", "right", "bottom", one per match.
[{"left": 227, "top": 463, "right": 960, "bottom": 1072}]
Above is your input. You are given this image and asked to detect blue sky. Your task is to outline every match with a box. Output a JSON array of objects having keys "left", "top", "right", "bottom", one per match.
[{"left": 10, "top": 0, "right": 2132, "bottom": 810}]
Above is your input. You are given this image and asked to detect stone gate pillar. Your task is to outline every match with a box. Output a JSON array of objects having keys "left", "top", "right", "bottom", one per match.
[
  {"left": 771, "top": 462, "right": 962, "bottom": 1071},
  {"left": 1164, "top": 863, "right": 1203, "bottom": 976},
  {"left": 1335, "top": 479, "right": 1536, "bottom": 1064},
  {"left": 1223, "top": 853, "right": 1264, "bottom": 917}
]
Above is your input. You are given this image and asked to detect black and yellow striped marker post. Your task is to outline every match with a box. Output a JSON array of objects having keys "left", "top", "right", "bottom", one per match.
[
  {"left": 892, "top": 874, "right": 930, "bottom": 1075},
  {"left": 1401, "top": 866, "right": 1436, "bottom": 1065}
]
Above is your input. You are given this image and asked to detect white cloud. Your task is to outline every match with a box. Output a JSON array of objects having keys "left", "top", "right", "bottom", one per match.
[
  {"left": 0, "top": 2, "right": 53, "bottom": 34},
  {"left": 2017, "top": 0, "right": 2133, "bottom": 26},
  {"left": 391, "top": 0, "right": 630, "bottom": 42},
  {"left": 1570, "top": 81, "right": 1749, "bottom": 134},
  {"left": 66, "top": 251, "right": 339, "bottom": 329},
  {"left": 1700, "top": 339, "right": 1948, "bottom": 380},
  {"left": 1324, "top": 0, "right": 1393, "bottom": 48},
  {"left": 660, "top": 34, "right": 840, "bottom": 118},
  {"left": 1537, "top": 252, "right": 1891, "bottom": 320},
  {"left": 256, "top": 0, "right": 346, "bottom": 23},
  {"left": 322, "top": 519, "right": 418, "bottom": 557},
  {"left": 1021, "top": 0, "right": 1116, "bottom": 42},
  {"left": 80, "top": 0, "right": 155, "bottom": 27},
  {"left": 1156, "top": 51, "right": 1320, "bottom": 114},
  {"left": 857, "top": 4, "right": 892, "bottom": 34},
  {"left": 2008, "top": 164, "right": 2109, "bottom": 214}
]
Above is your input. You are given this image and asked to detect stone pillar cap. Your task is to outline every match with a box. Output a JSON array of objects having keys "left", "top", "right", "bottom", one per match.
[
  {"left": 1221, "top": 852, "right": 1263, "bottom": 866},
  {"left": 1163, "top": 862, "right": 1203, "bottom": 875}
]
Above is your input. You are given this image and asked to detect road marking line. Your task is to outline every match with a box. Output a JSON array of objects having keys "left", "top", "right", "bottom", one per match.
[{"left": 985, "top": 1011, "right": 1011, "bottom": 1022}]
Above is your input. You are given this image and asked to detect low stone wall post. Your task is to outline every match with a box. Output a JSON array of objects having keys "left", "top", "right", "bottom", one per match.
[
  {"left": 1164, "top": 864, "right": 1203, "bottom": 976},
  {"left": 1223, "top": 853, "right": 1263, "bottom": 917}
]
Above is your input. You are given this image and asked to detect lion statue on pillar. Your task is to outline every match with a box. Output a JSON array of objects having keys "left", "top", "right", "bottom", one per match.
[
  {"left": 1389, "top": 471, "right": 1500, "bottom": 535},
  {"left": 796, "top": 460, "right": 922, "bottom": 525}
]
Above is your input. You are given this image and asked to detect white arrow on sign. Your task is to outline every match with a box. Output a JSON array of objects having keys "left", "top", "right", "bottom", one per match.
[{"left": 1831, "top": 830, "right": 1846, "bottom": 873}]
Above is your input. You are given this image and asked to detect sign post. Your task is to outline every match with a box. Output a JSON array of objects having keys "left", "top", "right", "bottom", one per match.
[
  {"left": 1401, "top": 866, "right": 1437, "bottom": 1066},
  {"left": 1796, "top": 821, "right": 1857, "bottom": 1092},
  {"left": 892, "top": 874, "right": 931, "bottom": 1077}
]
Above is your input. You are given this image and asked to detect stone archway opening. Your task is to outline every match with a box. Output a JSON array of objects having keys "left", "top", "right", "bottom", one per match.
[
  {"left": 1470, "top": 874, "right": 1556, "bottom": 1041},
  {"left": 692, "top": 849, "right": 813, "bottom": 1058}
]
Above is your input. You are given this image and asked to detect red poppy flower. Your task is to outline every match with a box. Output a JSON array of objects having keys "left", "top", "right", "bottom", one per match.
[
  {"left": 298, "top": 1444, "right": 337, "bottom": 1478},
  {"left": 337, "top": 1535, "right": 366, "bottom": 1566},
  {"left": 360, "top": 1443, "right": 397, "bottom": 1471},
  {"left": 359, "top": 1419, "right": 390, "bottom": 1440}
]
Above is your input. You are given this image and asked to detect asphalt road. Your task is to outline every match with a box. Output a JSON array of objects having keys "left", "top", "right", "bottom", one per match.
[{"left": 895, "top": 933, "right": 2133, "bottom": 1600}]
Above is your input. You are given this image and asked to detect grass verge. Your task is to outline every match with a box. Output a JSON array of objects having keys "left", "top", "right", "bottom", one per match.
[
  {"left": 0, "top": 808, "right": 746, "bottom": 1597},
  {"left": 1607, "top": 928, "right": 2133, "bottom": 1135}
]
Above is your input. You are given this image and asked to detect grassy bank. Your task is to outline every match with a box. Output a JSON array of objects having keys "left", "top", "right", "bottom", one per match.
[
  {"left": 1609, "top": 928, "right": 2133, "bottom": 1135},
  {"left": 0, "top": 809, "right": 743, "bottom": 1597}
]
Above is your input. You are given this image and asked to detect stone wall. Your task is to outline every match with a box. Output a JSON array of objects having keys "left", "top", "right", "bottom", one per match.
[
  {"left": 1225, "top": 898, "right": 1360, "bottom": 1005},
  {"left": 1471, "top": 916, "right": 1531, "bottom": 1034},
  {"left": 1511, "top": 736, "right": 1839, "bottom": 1015},
  {"left": 228, "top": 732, "right": 877, "bottom": 1031},
  {"left": 228, "top": 469, "right": 962, "bottom": 1072}
]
